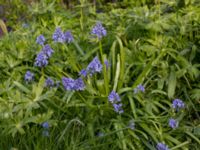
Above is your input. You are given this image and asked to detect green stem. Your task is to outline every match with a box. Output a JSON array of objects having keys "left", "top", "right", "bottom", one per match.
[
  {"left": 99, "top": 41, "right": 103, "bottom": 61},
  {"left": 73, "top": 41, "right": 84, "bottom": 56},
  {"left": 41, "top": 68, "right": 44, "bottom": 77},
  {"left": 99, "top": 41, "right": 109, "bottom": 95}
]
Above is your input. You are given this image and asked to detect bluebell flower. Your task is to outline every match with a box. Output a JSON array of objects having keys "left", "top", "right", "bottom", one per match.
[
  {"left": 34, "top": 52, "right": 48, "bottom": 67},
  {"left": 108, "top": 91, "right": 121, "bottom": 104},
  {"left": 86, "top": 56, "right": 102, "bottom": 76},
  {"left": 36, "top": 34, "right": 45, "bottom": 45},
  {"left": 62, "top": 77, "right": 75, "bottom": 91},
  {"left": 108, "top": 91, "right": 123, "bottom": 114},
  {"left": 24, "top": 71, "right": 34, "bottom": 83},
  {"left": 91, "top": 22, "right": 107, "bottom": 39},
  {"left": 45, "top": 77, "right": 54, "bottom": 88},
  {"left": 156, "top": 143, "right": 169, "bottom": 150},
  {"left": 42, "top": 130, "right": 49, "bottom": 137},
  {"left": 42, "top": 122, "right": 49, "bottom": 129},
  {"left": 169, "top": 118, "right": 178, "bottom": 129},
  {"left": 79, "top": 69, "right": 87, "bottom": 77},
  {"left": 172, "top": 99, "right": 185, "bottom": 110},
  {"left": 134, "top": 84, "right": 145, "bottom": 94},
  {"left": 113, "top": 103, "right": 123, "bottom": 114},
  {"left": 52, "top": 27, "right": 65, "bottom": 43},
  {"left": 64, "top": 31, "right": 74, "bottom": 43},
  {"left": 62, "top": 77, "right": 85, "bottom": 91},
  {"left": 42, "top": 44, "right": 54, "bottom": 58},
  {"left": 74, "top": 78, "right": 85, "bottom": 91}
]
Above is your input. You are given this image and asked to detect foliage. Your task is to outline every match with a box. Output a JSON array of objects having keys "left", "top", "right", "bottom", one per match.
[{"left": 0, "top": 0, "right": 200, "bottom": 149}]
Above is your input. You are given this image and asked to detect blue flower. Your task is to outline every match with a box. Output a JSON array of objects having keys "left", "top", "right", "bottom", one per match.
[
  {"left": 113, "top": 103, "right": 123, "bottom": 114},
  {"left": 42, "top": 122, "right": 49, "bottom": 129},
  {"left": 79, "top": 69, "right": 87, "bottom": 77},
  {"left": 73, "top": 78, "right": 85, "bottom": 91},
  {"left": 34, "top": 52, "right": 48, "bottom": 67},
  {"left": 172, "top": 99, "right": 185, "bottom": 110},
  {"left": 169, "top": 118, "right": 178, "bottom": 129},
  {"left": 24, "top": 71, "right": 34, "bottom": 83},
  {"left": 62, "top": 77, "right": 75, "bottom": 91},
  {"left": 42, "top": 44, "right": 54, "bottom": 58},
  {"left": 86, "top": 56, "right": 102, "bottom": 76},
  {"left": 91, "top": 22, "right": 107, "bottom": 39},
  {"left": 108, "top": 91, "right": 121, "bottom": 104},
  {"left": 134, "top": 84, "right": 145, "bottom": 94},
  {"left": 36, "top": 34, "right": 45, "bottom": 45},
  {"left": 45, "top": 77, "right": 54, "bottom": 88},
  {"left": 52, "top": 27, "right": 65, "bottom": 43},
  {"left": 64, "top": 31, "right": 74, "bottom": 43},
  {"left": 156, "top": 143, "right": 169, "bottom": 150},
  {"left": 108, "top": 91, "right": 123, "bottom": 114},
  {"left": 62, "top": 77, "right": 85, "bottom": 91}
]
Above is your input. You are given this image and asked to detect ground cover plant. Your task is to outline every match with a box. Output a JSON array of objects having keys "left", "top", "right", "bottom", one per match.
[{"left": 0, "top": 0, "right": 200, "bottom": 149}]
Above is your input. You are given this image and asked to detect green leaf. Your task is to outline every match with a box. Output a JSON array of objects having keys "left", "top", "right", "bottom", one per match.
[
  {"left": 185, "top": 131, "right": 200, "bottom": 145},
  {"left": 32, "top": 76, "right": 45, "bottom": 101},
  {"left": 13, "top": 81, "right": 31, "bottom": 94},
  {"left": 168, "top": 66, "right": 176, "bottom": 98}
]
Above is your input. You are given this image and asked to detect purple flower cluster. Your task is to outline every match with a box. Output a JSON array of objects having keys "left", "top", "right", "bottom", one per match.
[
  {"left": 34, "top": 43, "right": 54, "bottom": 67},
  {"left": 87, "top": 56, "right": 102, "bottom": 75},
  {"left": 167, "top": 99, "right": 185, "bottom": 130},
  {"left": 108, "top": 91, "right": 123, "bottom": 114},
  {"left": 134, "top": 84, "right": 145, "bottom": 94},
  {"left": 45, "top": 77, "right": 54, "bottom": 88},
  {"left": 108, "top": 91, "right": 121, "bottom": 103},
  {"left": 36, "top": 34, "right": 45, "bottom": 45},
  {"left": 61, "top": 57, "right": 102, "bottom": 92},
  {"left": 172, "top": 99, "right": 185, "bottom": 110},
  {"left": 34, "top": 51, "right": 49, "bottom": 67},
  {"left": 79, "top": 56, "right": 103, "bottom": 77},
  {"left": 62, "top": 77, "right": 85, "bottom": 91},
  {"left": 42, "top": 122, "right": 49, "bottom": 129},
  {"left": 42, "top": 44, "right": 54, "bottom": 58},
  {"left": 64, "top": 31, "right": 74, "bottom": 43},
  {"left": 91, "top": 22, "right": 107, "bottom": 39},
  {"left": 52, "top": 27, "right": 74, "bottom": 43},
  {"left": 52, "top": 27, "right": 65, "bottom": 43},
  {"left": 79, "top": 69, "right": 87, "bottom": 77},
  {"left": 169, "top": 118, "right": 178, "bottom": 129},
  {"left": 24, "top": 71, "right": 34, "bottom": 83},
  {"left": 156, "top": 143, "right": 169, "bottom": 150}
]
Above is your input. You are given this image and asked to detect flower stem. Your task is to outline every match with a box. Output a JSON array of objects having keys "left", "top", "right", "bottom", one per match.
[{"left": 99, "top": 41, "right": 109, "bottom": 95}]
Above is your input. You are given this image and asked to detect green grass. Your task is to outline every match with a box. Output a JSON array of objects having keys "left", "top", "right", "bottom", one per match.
[{"left": 0, "top": 0, "right": 200, "bottom": 149}]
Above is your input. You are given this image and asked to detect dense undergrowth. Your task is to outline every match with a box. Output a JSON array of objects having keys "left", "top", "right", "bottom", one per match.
[{"left": 0, "top": 0, "right": 200, "bottom": 149}]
